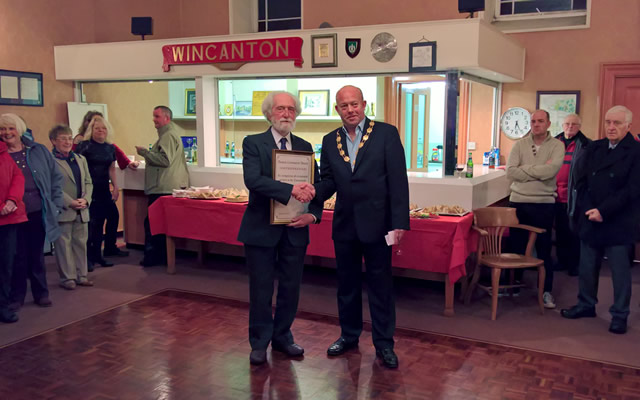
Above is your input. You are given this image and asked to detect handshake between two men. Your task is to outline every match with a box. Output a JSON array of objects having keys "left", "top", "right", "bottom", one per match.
[{"left": 286, "top": 182, "right": 318, "bottom": 228}]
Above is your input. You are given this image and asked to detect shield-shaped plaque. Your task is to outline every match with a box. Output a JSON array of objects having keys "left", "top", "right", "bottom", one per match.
[{"left": 345, "top": 38, "right": 361, "bottom": 58}]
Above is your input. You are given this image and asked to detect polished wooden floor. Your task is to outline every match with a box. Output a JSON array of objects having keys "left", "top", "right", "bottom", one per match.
[{"left": 1, "top": 290, "right": 640, "bottom": 400}]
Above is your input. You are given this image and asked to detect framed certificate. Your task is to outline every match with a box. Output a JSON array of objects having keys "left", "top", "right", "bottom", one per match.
[
  {"left": 270, "top": 149, "right": 315, "bottom": 225},
  {"left": 311, "top": 34, "right": 337, "bottom": 68},
  {"left": 408, "top": 41, "right": 437, "bottom": 72}
]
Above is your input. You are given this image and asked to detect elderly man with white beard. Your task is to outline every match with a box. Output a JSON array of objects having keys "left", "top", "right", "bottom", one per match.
[{"left": 237, "top": 91, "right": 323, "bottom": 365}]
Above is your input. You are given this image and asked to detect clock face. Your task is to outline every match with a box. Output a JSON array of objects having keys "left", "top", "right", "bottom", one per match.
[
  {"left": 500, "top": 107, "right": 531, "bottom": 140},
  {"left": 370, "top": 32, "right": 397, "bottom": 63}
]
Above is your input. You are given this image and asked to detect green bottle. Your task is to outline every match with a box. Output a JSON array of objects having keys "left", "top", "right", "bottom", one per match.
[{"left": 466, "top": 152, "right": 474, "bottom": 178}]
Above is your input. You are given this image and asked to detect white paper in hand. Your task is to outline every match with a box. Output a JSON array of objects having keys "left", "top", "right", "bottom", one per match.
[{"left": 384, "top": 230, "right": 398, "bottom": 246}]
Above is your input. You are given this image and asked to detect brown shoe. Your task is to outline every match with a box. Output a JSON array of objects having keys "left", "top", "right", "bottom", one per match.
[{"left": 76, "top": 278, "right": 94, "bottom": 287}]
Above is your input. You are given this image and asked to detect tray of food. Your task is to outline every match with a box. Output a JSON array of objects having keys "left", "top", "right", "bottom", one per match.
[
  {"left": 224, "top": 194, "right": 249, "bottom": 203},
  {"left": 213, "top": 187, "right": 248, "bottom": 199},
  {"left": 420, "top": 204, "right": 469, "bottom": 217},
  {"left": 324, "top": 196, "right": 336, "bottom": 210},
  {"left": 409, "top": 208, "right": 437, "bottom": 219}
]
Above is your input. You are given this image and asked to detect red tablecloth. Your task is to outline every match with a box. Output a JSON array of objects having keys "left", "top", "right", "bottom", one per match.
[{"left": 149, "top": 197, "right": 476, "bottom": 283}]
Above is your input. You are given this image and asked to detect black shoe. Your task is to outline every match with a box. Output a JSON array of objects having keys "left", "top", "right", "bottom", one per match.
[
  {"left": 272, "top": 342, "right": 304, "bottom": 357},
  {"left": 87, "top": 261, "right": 95, "bottom": 272},
  {"left": 0, "top": 308, "right": 18, "bottom": 323},
  {"left": 609, "top": 318, "right": 627, "bottom": 334},
  {"left": 250, "top": 350, "right": 267, "bottom": 365},
  {"left": 93, "top": 258, "right": 114, "bottom": 267},
  {"left": 35, "top": 297, "right": 53, "bottom": 307},
  {"left": 103, "top": 248, "right": 129, "bottom": 257},
  {"left": 560, "top": 305, "right": 596, "bottom": 319},
  {"left": 327, "top": 337, "right": 359, "bottom": 356},
  {"left": 376, "top": 348, "right": 399, "bottom": 369}
]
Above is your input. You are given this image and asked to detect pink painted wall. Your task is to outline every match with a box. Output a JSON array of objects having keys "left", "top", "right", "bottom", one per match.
[
  {"left": 0, "top": 0, "right": 228, "bottom": 144},
  {"left": 499, "top": 0, "right": 640, "bottom": 156},
  {"left": 304, "top": 0, "right": 464, "bottom": 29},
  {"left": 0, "top": 0, "right": 94, "bottom": 141}
]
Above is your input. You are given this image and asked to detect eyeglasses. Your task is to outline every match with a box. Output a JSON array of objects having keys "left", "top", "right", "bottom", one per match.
[
  {"left": 531, "top": 145, "right": 537, "bottom": 157},
  {"left": 563, "top": 122, "right": 580, "bottom": 127}
]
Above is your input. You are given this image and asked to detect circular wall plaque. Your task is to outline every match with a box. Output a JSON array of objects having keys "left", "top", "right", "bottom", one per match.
[{"left": 370, "top": 32, "right": 397, "bottom": 63}]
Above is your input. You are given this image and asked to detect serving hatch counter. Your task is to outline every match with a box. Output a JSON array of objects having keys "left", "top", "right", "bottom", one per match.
[{"left": 117, "top": 164, "right": 509, "bottom": 212}]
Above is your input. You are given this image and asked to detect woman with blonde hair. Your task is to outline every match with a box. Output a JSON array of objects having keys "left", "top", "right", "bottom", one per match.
[
  {"left": 75, "top": 115, "right": 120, "bottom": 269},
  {"left": 0, "top": 113, "right": 62, "bottom": 310}
]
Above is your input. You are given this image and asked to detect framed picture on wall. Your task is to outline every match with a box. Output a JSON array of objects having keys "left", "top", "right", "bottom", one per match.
[
  {"left": 311, "top": 34, "right": 337, "bottom": 68},
  {"left": 536, "top": 90, "right": 580, "bottom": 135},
  {"left": 0, "top": 69, "right": 43, "bottom": 107},
  {"left": 408, "top": 41, "right": 437, "bottom": 72},
  {"left": 185, "top": 89, "right": 196, "bottom": 116},
  {"left": 298, "top": 90, "right": 330, "bottom": 116}
]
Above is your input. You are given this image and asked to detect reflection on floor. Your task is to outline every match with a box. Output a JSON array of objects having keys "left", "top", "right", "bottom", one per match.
[{"left": 1, "top": 290, "right": 639, "bottom": 400}]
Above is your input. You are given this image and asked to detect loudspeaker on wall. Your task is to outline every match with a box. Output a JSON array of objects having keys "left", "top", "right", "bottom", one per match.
[
  {"left": 131, "top": 17, "right": 153, "bottom": 37},
  {"left": 458, "top": 0, "right": 485, "bottom": 13}
]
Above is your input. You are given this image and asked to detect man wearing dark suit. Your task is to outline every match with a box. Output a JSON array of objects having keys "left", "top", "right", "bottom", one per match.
[
  {"left": 314, "top": 85, "right": 410, "bottom": 368},
  {"left": 561, "top": 105, "right": 640, "bottom": 335},
  {"left": 238, "top": 91, "right": 323, "bottom": 365}
]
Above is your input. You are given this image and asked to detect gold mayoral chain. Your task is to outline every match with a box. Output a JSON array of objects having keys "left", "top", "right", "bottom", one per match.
[{"left": 336, "top": 121, "right": 374, "bottom": 163}]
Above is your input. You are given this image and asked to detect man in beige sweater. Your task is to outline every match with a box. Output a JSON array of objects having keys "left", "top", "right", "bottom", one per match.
[{"left": 506, "top": 109, "right": 565, "bottom": 308}]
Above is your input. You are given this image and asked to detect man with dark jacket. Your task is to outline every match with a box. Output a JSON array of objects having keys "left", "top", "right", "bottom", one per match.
[
  {"left": 561, "top": 105, "right": 640, "bottom": 334},
  {"left": 314, "top": 85, "right": 410, "bottom": 369},
  {"left": 238, "top": 91, "right": 323, "bottom": 365},
  {"left": 554, "top": 113, "right": 591, "bottom": 276}
]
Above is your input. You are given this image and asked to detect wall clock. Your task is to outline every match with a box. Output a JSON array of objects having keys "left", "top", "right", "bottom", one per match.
[{"left": 500, "top": 107, "right": 531, "bottom": 139}]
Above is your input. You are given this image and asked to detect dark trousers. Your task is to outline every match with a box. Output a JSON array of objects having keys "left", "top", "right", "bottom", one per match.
[
  {"left": 509, "top": 202, "right": 555, "bottom": 292},
  {"left": 11, "top": 210, "right": 49, "bottom": 304},
  {"left": 334, "top": 239, "right": 395, "bottom": 350},
  {"left": 87, "top": 198, "right": 119, "bottom": 262},
  {"left": 143, "top": 194, "right": 167, "bottom": 263},
  {"left": 245, "top": 230, "right": 306, "bottom": 350},
  {"left": 554, "top": 202, "right": 580, "bottom": 274},
  {"left": 577, "top": 241, "right": 632, "bottom": 320},
  {"left": 0, "top": 224, "right": 17, "bottom": 309},
  {"left": 104, "top": 199, "right": 120, "bottom": 252}
]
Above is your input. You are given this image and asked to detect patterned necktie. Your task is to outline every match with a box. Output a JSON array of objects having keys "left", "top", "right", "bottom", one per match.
[{"left": 280, "top": 137, "right": 288, "bottom": 150}]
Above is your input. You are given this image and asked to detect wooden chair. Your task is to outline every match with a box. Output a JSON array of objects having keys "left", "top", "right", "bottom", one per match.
[{"left": 464, "top": 207, "right": 546, "bottom": 320}]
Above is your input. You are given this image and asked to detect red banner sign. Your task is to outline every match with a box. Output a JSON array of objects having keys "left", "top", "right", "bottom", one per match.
[{"left": 162, "top": 37, "right": 304, "bottom": 72}]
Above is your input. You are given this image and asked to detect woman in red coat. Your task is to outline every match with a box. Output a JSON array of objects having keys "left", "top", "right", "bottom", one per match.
[{"left": 0, "top": 140, "right": 27, "bottom": 323}]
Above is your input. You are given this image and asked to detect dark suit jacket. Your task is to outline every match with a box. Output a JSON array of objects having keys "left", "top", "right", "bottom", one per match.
[
  {"left": 237, "top": 129, "right": 323, "bottom": 247},
  {"left": 574, "top": 132, "right": 640, "bottom": 246},
  {"left": 315, "top": 118, "right": 410, "bottom": 243}
]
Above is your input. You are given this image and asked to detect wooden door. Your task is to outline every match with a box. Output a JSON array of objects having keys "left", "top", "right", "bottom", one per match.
[{"left": 599, "top": 62, "right": 640, "bottom": 138}]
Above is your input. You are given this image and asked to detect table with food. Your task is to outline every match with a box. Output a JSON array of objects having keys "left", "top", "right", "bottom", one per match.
[{"left": 148, "top": 190, "right": 476, "bottom": 316}]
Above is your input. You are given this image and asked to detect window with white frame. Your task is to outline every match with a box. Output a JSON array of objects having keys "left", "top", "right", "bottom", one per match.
[
  {"left": 498, "top": 0, "right": 586, "bottom": 17},
  {"left": 257, "top": 0, "right": 301, "bottom": 32},
  {"left": 491, "top": 0, "right": 590, "bottom": 33}
]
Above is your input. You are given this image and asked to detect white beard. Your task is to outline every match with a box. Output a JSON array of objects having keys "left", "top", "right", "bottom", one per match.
[{"left": 272, "top": 117, "right": 296, "bottom": 135}]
